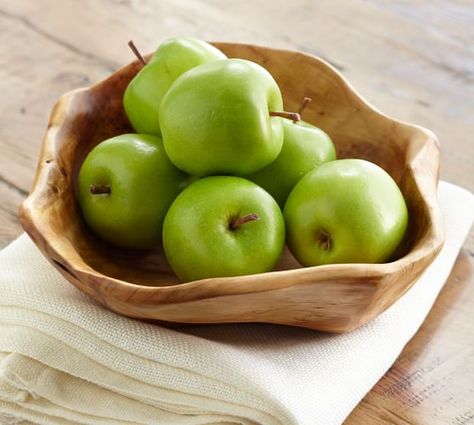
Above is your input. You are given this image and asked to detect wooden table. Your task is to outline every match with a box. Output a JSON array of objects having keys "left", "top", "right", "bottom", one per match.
[{"left": 1, "top": 1, "right": 472, "bottom": 423}]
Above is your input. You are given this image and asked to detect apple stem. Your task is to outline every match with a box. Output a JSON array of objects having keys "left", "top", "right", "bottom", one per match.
[
  {"left": 229, "top": 213, "right": 259, "bottom": 230},
  {"left": 269, "top": 111, "right": 301, "bottom": 123},
  {"left": 298, "top": 96, "right": 312, "bottom": 116},
  {"left": 128, "top": 40, "right": 147, "bottom": 66},
  {"left": 317, "top": 229, "right": 332, "bottom": 251},
  {"left": 90, "top": 184, "right": 111, "bottom": 195}
]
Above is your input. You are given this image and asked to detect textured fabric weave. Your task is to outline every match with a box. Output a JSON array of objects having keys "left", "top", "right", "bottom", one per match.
[{"left": 0, "top": 181, "right": 472, "bottom": 425}]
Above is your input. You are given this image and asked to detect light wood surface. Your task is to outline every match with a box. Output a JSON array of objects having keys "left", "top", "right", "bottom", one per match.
[
  {"left": 1, "top": 0, "right": 472, "bottom": 423},
  {"left": 19, "top": 41, "right": 444, "bottom": 333}
]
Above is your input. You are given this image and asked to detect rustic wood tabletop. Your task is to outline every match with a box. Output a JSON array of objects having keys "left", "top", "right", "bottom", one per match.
[{"left": 1, "top": 1, "right": 472, "bottom": 424}]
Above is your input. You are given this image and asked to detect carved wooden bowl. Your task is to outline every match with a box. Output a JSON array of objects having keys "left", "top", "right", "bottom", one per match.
[{"left": 19, "top": 43, "right": 444, "bottom": 333}]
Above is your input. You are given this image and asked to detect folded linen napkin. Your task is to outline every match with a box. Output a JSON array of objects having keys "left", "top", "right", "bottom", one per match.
[{"left": 0, "top": 181, "right": 472, "bottom": 425}]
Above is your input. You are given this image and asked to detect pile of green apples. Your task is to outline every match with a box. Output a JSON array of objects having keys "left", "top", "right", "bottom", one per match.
[{"left": 77, "top": 37, "right": 409, "bottom": 282}]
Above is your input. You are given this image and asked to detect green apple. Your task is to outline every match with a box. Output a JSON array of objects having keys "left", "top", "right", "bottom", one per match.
[
  {"left": 77, "top": 134, "right": 191, "bottom": 249},
  {"left": 284, "top": 159, "right": 408, "bottom": 266},
  {"left": 162, "top": 176, "right": 285, "bottom": 282},
  {"left": 248, "top": 120, "right": 336, "bottom": 207},
  {"left": 123, "top": 37, "right": 226, "bottom": 136},
  {"left": 160, "top": 58, "right": 288, "bottom": 176}
]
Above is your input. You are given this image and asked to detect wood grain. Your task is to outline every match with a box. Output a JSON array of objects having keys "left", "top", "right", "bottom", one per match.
[{"left": 0, "top": 0, "right": 472, "bottom": 423}]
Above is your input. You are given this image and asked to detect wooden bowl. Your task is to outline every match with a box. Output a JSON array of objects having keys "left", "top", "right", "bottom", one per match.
[{"left": 19, "top": 42, "right": 444, "bottom": 333}]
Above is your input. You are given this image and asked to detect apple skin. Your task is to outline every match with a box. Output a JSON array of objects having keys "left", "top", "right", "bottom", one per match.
[
  {"left": 77, "top": 134, "right": 191, "bottom": 249},
  {"left": 248, "top": 120, "right": 336, "bottom": 207},
  {"left": 284, "top": 159, "right": 408, "bottom": 266},
  {"left": 160, "top": 59, "right": 284, "bottom": 177},
  {"left": 123, "top": 37, "right": 226, "bottom": 136},
  {"left": 162, "top": 176, "right": 285, "bottom": 282}
]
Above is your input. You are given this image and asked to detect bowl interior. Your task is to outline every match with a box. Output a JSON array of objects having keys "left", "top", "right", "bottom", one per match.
[{"left": 39, "top": 43, "right": 434, "bottom": 287}]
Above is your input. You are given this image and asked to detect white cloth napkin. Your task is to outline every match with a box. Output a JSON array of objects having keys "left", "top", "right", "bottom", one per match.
[{"left": 0, "top": 181, "right": 472, "bottom": 425}]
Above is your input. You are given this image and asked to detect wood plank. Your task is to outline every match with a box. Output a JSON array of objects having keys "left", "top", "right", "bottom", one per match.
[{"left": 0, "top": 0, "right": 472, "bottom": 423}]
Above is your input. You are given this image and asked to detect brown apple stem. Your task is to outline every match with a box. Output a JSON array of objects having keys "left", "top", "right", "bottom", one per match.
[
  {"left": 317, "top": 229, "right": 332, "bottom": 251},
  {"left": 128, "top": 40, "right": 147, "bottom": 66},
  {"left": 90, "top": 184, "right": 111, "bottom": 195},
  {"left": 229, "top": 213, "right": 259, "bottom": 230},
  {"left": 298, "top": 96, "right": 313, "bottom": 116},
  {"left": 269, "top": 111, "right": 301, "bottom": 122}
]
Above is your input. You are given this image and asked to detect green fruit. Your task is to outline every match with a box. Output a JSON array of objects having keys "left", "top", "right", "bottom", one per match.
[
  {"left": 77, "top": 134, "right": 190, "bottom": 249},
  {"left": 123, "top": 37, "right": 226, "bottom": 136},
  {"left": 160, "top": 59, "right": 285, "bottom": 176},
  {"left": 249, "top": 120, "right": 336, "bottom": 207},
  {"left": 163, "top": 176, "right": 285, "bottom": 282},
  {"left": 284, "top": 159, "right": 408, "bottom": 266}
]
